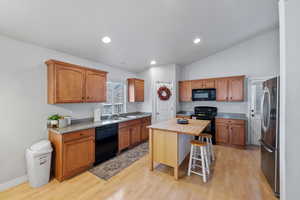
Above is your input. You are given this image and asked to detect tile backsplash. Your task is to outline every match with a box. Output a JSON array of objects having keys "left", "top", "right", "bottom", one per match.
[{"left": 179, "top": 101, "right": 248, "bottom": 114}]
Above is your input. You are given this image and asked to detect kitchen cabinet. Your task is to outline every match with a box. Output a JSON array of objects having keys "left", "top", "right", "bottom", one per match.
[
  {"left": 215, "top": 78, "right": 229, "bottom": 101},
  {"left": 215, "top": 76, "right": 245, "bottom": 102},
  {"left": 141, "top": 117, "right": 151, "bottom": 141},
  {"left": 191, "top": 79, "right": 215, "bottom": 89},
  {"left": 179, "top": 81, "right": 192, "bottom": 102},
  {"left": 128, "top": 78, "right": 144, "bottom": 102},
  {"left": 118, "top": 127, "right": 131, "bottom": 151},
  {"left": 130, "top": 124, "right": 141, "bottom": 145},
  {"left": 49, "top": 128, "right": 95, "bottom": 182},
  {"left": 228, "top": 77, "right": 244, "bottom": 101},
  {"left": 85, "top": 70, "right": 106, "bottom": 102},
  {"left": 46, "top": 59, "right": 107, "bottom": 104},
  {"left": 118, "top": 116, "right": 151, "bottom": 151},
  {"left": 216, "top": 118, "right": 246, "bottom": 148}
]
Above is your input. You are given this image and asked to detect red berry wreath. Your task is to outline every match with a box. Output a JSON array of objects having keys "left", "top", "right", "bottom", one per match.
[{"left": 157, "top": 86, "right": 172, "bottom": 101}]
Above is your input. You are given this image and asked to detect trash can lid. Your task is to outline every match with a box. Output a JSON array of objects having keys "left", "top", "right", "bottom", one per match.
[{"left": 30, "top": 140, "right": 52, "bottom": 152}]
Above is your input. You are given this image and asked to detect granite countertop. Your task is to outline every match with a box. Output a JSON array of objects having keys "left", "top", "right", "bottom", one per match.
[
  {"left": 216, "top": 113, "right": 247, "bottom": 120},
  {"left": 176, "top": 111, "right": 194, "bottom": 116},
  {"left": 49, "top": 112, "right": 152, "bottom": 134}
]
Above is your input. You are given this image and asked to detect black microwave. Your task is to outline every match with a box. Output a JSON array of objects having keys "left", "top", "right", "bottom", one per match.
[{"left": 192, "top": 88, "right": 216, "bottom": 101}]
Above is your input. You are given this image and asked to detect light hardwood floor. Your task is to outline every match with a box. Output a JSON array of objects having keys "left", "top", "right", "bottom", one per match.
[{"left": 0, "top": 146, "right": 277, "bottom": 200}]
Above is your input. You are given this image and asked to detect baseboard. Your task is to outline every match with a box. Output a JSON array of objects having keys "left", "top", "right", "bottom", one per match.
[{"left": 0, "top": 175, "right": 28, "bottom": 192}]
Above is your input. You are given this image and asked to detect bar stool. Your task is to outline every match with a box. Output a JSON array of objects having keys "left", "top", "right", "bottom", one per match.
[
  {"left": 198, "top": 133, "right": 215, "bottom": 163},
  {"left": 187, "top": 140, "right": 210, "bottom": 183}
]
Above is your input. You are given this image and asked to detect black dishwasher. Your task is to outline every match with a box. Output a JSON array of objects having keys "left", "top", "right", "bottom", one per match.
[{"left": 94, "top": 123, "right": 118, "bottom": 165}]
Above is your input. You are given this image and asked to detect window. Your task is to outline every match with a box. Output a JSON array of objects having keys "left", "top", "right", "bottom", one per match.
[{"left": 102, "top": 82, "right": 125, "bottom": 115}]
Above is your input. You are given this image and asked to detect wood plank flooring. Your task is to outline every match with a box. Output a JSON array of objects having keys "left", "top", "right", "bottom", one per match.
[{"left": 0, "top": 146, "right": 277, "bottom": 200}]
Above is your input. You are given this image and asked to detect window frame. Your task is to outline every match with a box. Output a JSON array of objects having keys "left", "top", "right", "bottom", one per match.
[{"left": 101, "top": 81, "right": 126, "bottom": 115}]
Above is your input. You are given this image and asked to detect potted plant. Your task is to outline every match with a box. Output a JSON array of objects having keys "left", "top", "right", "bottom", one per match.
[{"left": 48, "top": 114, "right": 60, "bottom": 128}]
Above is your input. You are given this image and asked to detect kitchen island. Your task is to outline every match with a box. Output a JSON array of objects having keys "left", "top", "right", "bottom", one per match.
[{"left": 148, "top": 118, "right": 210, "bottom": 179}]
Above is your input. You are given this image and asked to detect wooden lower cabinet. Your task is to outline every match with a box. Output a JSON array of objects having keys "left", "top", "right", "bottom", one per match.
[
  {"left": 118, "top": 127, "right": 131, "bottom": 151},
  {"left": 216, "top": 118, "right": 246, "bottom": 148},
  {"left": 63, "top": 137, "right": 95, "bottom": 178},
  {"left": 118, "top": 117, "right": 151, "bottom": 152},
  {"left": 215, "top": 122, "right": 229, "bottom": 144},
  {"left": 49, "top": 129, "right": 95, "bottom": 182}
]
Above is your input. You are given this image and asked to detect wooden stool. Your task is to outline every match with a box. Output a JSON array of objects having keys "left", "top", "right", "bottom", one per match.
[
  {"left": 198, "top": 133, "right": 215, "bottom": 163},
  {"left": 188, "top": 140, "right": 210, "bottom": 183}
]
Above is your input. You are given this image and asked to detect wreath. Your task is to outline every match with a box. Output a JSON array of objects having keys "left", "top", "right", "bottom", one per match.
[{"left": 157, "top": 86, "right": 172, "bottom": 101}]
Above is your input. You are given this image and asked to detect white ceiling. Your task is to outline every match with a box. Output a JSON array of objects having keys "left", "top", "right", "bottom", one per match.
[{"left": 0, "top": 0, "right": 278, "bottom": 72}]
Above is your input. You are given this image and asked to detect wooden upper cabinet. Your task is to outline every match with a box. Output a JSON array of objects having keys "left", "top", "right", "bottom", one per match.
[
  {"left": 179, "top": 81, "right": 192, "bottom": 102},
  {"left": 215, "top": 76, "right": 245, "bottom": 102},
  {"left": 54, "top": 64, "right": 86, "bottom": 103},
  {"left": 216, "top": 78, "right": 229, "bottom": 101},
  {"left": 128, "top": 78, "right": 144, "bottom": 102},
  {"left": 85, "top": 70, "right": 106, "bottom": 102},
  {"left": 46, "top": 59, "right": 107, "bottom": 104},
  {"left": 191, "top": 80, "right": 203, "bottom": 89},
  {"left": 228, "top": 77, "right": 244, "bottom": 101},
  {"left": 203, "top": 79, "right": 215, "bottom": 88}
]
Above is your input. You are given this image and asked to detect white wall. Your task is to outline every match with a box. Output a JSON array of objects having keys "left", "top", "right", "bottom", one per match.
[
  {"left": 283, "top": 0, "right": 300, "bottom": 199},
  {"left": 0, "top": 34, "right": 138, "bottom": 188},
  {"left": 179, "top": 29, "right": 280, "bottom": 114},
  {"left": 137, "top": 64, "right": 179, "bottom": 122}
]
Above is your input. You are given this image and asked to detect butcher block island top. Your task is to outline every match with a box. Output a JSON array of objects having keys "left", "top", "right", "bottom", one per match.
[
  {"left": 148, "top": 118, "right": 210, "bottom": 180},
  {"left": 148, "top": 119, "right": 210, "bottom": 136}
]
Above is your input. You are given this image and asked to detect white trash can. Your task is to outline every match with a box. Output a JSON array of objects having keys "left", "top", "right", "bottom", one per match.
[{"left": 26, "top": 140, "right": 53, "bottom": 188}]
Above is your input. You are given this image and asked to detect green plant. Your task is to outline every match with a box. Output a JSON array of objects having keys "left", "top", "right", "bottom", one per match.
[{"left": 48, "top": 114, "right": 61, "bottom": 120}]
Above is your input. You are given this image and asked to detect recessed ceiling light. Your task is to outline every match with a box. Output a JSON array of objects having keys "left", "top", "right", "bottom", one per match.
[
  {"left": 150, "top": 60, "right": 156, "bottom": 65},
  {"left": 193, "top": 38, "right": 201, "bottom": 44},
  {"left": 102, "top": 36, "right": 111, "bottom": 44}
]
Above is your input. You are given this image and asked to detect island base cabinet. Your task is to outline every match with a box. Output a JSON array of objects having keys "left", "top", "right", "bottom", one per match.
[
  {"left": 49, "top": 129, "right": 95, "bottom": 182},
  {"left": 216, "top": 118, "right": 246, "bottom": 148}
]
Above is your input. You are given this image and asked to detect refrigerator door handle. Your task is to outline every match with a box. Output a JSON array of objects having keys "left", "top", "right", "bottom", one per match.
[
  {"left": 259, "top": 139, "right": 274, "bottom": 153},
  {"left": 261, "top": 87, "right": 271, "bottom": 132}
]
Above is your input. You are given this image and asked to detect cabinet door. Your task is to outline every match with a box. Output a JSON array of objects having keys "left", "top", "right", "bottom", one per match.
[
  {"left": 130, "top": 124, "right": 141, "bottom": 145},
  {"left": 119, "top": 127, "right": 131, "bottom": 151},
  {"left": 141, "top": 123, "right": 150, "bottom": 141},
  {"left": 216, "top": 123, "right": 229, "bottom": 144},
  {"left": 135, "top": 80, "right": 144, "bottom": 102},
  {"left": 85, "top": 70, "right": 106, "bottom": 102},
  {"left": 229, "top": 124, "right": 245, "bottom": 146},
  {"left": 56, "top": 65, "right": 85, "bottom": 103},
  {"left": 203, "top": 80, "right": 215, "bottom": 88},
  {"left": 179, "top": 81, "right": 192, "bottom": 102},
  {"left": 63, "top": 137, "right": 94, "bottom": 177},
  {"left": 228, "top": 78, "right": 244, "bottom": 101},
  {"left": 215, "top": 79, "right": 229, "bottom": 101},
  {"left": 191, "top": 80, "right": 203, "bottom": 89}
]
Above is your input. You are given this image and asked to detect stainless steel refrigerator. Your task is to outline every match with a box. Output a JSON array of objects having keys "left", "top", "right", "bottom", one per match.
[{"left": 260, "top": 76, "right": 280, "bottom": 197}]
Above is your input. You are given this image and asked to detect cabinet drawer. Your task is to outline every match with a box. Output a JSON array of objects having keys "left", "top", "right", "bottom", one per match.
[
  {"left": 63, "top": 129, "right": 95, "bottom": 142},
  {"left": 216, "top": 118, "right": 245, "bottom": 125},
  {"left": 119, "top": 119, "right": 141, "bottom": 128}
]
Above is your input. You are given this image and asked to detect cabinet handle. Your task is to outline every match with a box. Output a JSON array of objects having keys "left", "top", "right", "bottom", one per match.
[
  {"left": 80, "top": 133, "right": 84, "bottom": 136},
  {"left": 82, "top": 97, "right": 84, "bottom": 100}
]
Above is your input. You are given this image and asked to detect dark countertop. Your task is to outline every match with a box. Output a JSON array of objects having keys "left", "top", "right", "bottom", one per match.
[
  {"left": 216, "top": 113, "right": 247, "bottom": 120},
  {"left": 176, "top": 111, "right": 194, "bottom": 117},
  {"left": 49, "top": 112, "right": 152, "bottom": 134}
]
